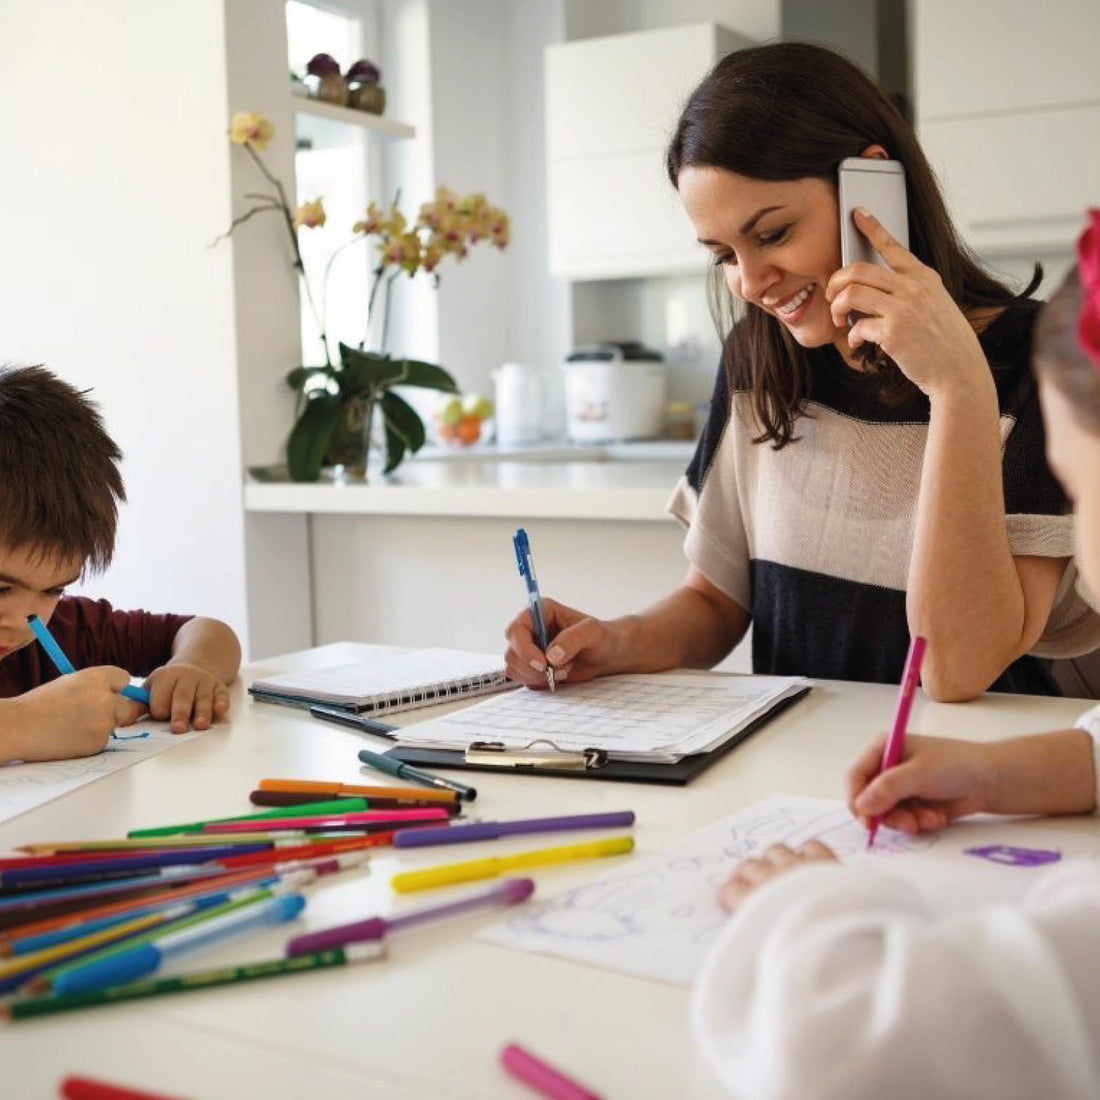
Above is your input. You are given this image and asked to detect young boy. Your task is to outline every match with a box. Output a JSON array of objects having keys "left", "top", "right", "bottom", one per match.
[
  {"left": 693, "top": 218, "right": 1100, "bottom": 1099},
  {"left": 0, "top": 365, "right": 241, "bottom": 764}
]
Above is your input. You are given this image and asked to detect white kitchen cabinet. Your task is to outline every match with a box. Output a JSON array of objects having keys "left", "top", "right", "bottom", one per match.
[
  {"left": 914, "top": 0, "right": 1100, "bottom": 259},
  {"left": 545, "top": 23, "right": 753, "bottom": 280}
]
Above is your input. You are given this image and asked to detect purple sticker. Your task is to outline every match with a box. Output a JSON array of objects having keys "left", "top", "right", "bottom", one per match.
[{"left": 964, "top": 844, "right": 1062, "bottom": 867}]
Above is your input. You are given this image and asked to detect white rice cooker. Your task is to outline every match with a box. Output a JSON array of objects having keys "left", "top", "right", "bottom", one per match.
[{"left": 563, "top": 342, "right": 667, "bottom": 443}]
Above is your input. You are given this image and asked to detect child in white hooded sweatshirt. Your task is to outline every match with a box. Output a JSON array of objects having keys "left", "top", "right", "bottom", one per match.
[{"left": 693, "top": 213, "right": 1100, "bottom": 1100}]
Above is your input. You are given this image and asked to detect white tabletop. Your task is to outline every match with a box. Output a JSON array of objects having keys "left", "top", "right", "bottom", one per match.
[{"left": 0, "top": 643, "right": 1092, "bottom": 1099}]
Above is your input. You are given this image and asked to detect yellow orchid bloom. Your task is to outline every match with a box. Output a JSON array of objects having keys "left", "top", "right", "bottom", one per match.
[
  {"left": 292, "top": 198, "right": 327, "bottom": 231},
  {"left": 229, "top": 111, "right": 274, "bottom": 149}
]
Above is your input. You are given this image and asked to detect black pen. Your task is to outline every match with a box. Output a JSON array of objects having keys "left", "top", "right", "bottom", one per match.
[{"left": 309, "top": 704, "right": 399, "bottom": 737}]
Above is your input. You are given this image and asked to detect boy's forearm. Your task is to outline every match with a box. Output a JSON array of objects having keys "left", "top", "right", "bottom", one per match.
[
  {"left": 982, "top": 730, "right": 1097, "bottom": 816},
  {"left": 0, "top": 699, "right": 27, "bottom": 764},
  {"left": 169, "top": 617, "right": 241, "bottom": 684}
]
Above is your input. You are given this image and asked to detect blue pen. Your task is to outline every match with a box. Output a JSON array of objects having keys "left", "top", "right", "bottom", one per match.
[
  {"left": 512, "top": 527, "right": 555, "bottom": 693},
  {"left": 51, "top": 893, "right": 307, "bottom": 994},
  {"left": 27, "top": 614, "right": 150, "bottom": 705}
]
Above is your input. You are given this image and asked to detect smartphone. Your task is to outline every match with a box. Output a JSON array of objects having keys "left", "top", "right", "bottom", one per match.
[{"left": 837, "top": 157, "right": 909, "bottom": 267}]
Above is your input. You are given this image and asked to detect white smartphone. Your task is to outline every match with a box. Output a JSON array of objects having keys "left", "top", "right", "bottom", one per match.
[{"left": 837, "top": 157, "right": 909, "bottom": 267}]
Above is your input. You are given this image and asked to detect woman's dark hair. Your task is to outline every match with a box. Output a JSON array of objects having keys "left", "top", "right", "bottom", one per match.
[
  {"left": 1033, "top": 267, "right": 1100, "bottom": 433},
  {"left": 666, "top": 42, "right": 1039, "bottom": 447}
]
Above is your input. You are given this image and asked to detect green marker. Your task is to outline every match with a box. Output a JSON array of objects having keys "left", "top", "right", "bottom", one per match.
[
  {"left": 2, "top": 942, "right": 385, "bottom": 1022},
  {"left": 127, "top": 798, "right": 370, "bottom": 837}
]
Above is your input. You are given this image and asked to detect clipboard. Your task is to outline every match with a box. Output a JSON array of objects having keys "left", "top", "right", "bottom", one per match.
[{"left": 384, "top": 685, "right": 810, "bottom": 786}]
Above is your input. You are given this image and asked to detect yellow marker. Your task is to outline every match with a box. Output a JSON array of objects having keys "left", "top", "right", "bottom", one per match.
[{"left": 391, "top": 835, "right": 634, "bottom": 893}]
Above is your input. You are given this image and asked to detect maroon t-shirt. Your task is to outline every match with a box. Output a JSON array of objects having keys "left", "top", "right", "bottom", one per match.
[{"left": 0, "top": 596, "right": 193, "bottom": 699}]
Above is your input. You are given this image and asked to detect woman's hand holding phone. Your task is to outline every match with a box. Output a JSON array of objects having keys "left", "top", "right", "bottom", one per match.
[{"left": 827, "top": 209, "right": 989, "bottom": 397}]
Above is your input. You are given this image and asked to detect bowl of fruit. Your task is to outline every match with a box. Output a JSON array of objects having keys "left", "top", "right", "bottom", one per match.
[{"left": 434, "top": 393, "right": 495, "bottom": 448}]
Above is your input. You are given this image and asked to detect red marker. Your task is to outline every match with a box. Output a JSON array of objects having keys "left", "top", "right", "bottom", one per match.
[{"left": 60, "top": 1074, "right": 194, "bottom": 1100}]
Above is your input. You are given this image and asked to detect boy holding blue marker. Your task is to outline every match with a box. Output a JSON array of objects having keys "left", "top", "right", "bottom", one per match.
[{"left": 0, "top": 365, "right": 240, "bottom": 763}]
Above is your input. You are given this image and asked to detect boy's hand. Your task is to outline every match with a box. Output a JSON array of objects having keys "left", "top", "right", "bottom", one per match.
[
  {"left": 718, "top": 841, "right": 838, "bottom": 912},
  {"left": 847, "top": 733, "right": 992, "bottom": 834},
  {"left": 3, "top": 667, "right": 133, "bottom": 762},
  {"left": 144, "top": 661, "right": 232, "bottom": 733}
]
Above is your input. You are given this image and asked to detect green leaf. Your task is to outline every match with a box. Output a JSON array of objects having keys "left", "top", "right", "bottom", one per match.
[
  {"left": 286, "top": 393, "right": 342, "bottom": 481},
  {"left": 380, "top": 390, "right": 426, "bottom": 459},
  {"left": 337, "top": 343, "right": 403, "bottom": 394},
  {"left": 390, "top": 358, "right": 458, "bottom": 393}
]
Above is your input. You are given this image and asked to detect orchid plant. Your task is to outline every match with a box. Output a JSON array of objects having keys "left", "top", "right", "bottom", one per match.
[{"left": 219, "top": 110, "right": 511, "bottom": 481}]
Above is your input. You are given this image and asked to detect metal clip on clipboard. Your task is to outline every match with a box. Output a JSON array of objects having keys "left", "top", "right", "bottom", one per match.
[{"left": 464, "top": 739, "right": 609, "bottom": 771}]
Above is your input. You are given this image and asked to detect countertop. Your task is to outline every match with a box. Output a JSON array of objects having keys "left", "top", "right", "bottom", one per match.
[{"left": 244, "top": 439, "right": 694, "bottom": 521}]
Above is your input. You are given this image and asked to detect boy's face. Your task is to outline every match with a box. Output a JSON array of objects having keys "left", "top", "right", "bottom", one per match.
[{"left": 0, "top": 544, "right": 83, "bottom": 662}]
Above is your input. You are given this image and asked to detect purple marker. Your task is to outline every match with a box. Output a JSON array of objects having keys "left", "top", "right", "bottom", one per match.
[
  {"left": 284, "top": 876, "right": 535, "bottom": 955},
  {"left": 965, "top": 845, "right": 1062, "bottom": 868},
  {"left": 392, "top": 810, "right": 636, "bottom": 849}
]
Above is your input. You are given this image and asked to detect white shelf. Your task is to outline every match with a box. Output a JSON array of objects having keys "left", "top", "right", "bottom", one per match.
[
  {"left": 293, "top": 96, "right": 415, "bottom": 140},
  {"left": 244, "top": 459, "right": 685, "bottom": 521}
]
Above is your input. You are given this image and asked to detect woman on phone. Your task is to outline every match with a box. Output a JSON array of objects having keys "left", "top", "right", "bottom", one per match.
[
  {"left": 694, "top": 219, "right": 1100, "bottom": 1100},
  {"left": 504, "top": 43, "right": 1099, "bottom": 700}
]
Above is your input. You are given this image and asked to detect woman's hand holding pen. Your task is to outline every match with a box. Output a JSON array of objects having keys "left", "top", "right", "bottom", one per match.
[
  {"left": 826, "top": 209, "right": 990, "bottom": 397},
  {"left": 504, "top": 597, "right": 626, "bottom": 689}
]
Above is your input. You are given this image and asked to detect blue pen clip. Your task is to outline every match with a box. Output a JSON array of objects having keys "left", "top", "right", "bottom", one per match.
[{"left": 512, "top": 528, "right": 555, "bottom": 692}]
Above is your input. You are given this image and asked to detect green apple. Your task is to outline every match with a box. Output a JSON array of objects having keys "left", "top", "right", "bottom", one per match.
[
  {"left": 462, "top": 393, "right": 494, "bottom": 421},
  {"left": 438, "top": 395, "right": 464, "bottom": 426}
]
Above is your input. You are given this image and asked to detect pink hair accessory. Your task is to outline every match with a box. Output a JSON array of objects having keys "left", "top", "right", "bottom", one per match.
[{"left": 1077, "top": 207, "right": 1100, "bottom": 373}]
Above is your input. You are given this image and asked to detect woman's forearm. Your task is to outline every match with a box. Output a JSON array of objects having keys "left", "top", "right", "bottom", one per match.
[
  {"left": 606, "top": 580, "right": 750, "bottom": 674},
  {"left": 907, "top": 374, "right": 1034, "bottom": 699}
]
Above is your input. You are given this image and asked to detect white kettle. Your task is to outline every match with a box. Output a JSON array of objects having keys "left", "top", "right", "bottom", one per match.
[{"left": 492, "top": 362, "right": 545, "bottom": 446}]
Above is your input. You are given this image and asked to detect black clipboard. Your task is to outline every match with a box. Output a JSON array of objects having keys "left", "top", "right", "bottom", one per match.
[{"left": 384, "top": 685, "right": 810, "bottom": 786}]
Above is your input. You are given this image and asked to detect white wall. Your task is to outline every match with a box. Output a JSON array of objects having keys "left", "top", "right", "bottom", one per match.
[{"left": 0, "top": 0, "right": 249, "bottom": 639}]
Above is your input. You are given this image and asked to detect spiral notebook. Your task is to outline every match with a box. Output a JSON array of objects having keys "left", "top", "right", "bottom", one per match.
[{"left": 248, "top": 648, "right": 516, "bottom": 715}]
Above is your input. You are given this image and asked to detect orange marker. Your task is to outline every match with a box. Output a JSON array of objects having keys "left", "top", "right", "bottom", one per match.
[{"left": 258, "top": 777, "right": 458, "bottom": 805}]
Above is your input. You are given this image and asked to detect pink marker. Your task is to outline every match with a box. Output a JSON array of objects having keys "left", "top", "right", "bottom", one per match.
[
  {"left": 866, "top": 635, "right": 926, "bottom": 849},
  {"left": 501, "top": 1042, "right": 603, "bottom": 1100},
  {"left": 202, "top": 808, "right": 449, "bottom": 833}
]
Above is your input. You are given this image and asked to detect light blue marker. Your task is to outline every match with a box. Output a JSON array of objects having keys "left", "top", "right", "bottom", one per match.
[
  {"left": 52, "top": 893, "right": 307, "bottom": 994},
  {"left": 27, "top": 613, "right": 151, "bottom": 705}
]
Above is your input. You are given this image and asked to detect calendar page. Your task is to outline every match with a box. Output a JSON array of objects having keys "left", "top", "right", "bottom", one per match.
[{"left": 394, "top": 672, "right": 810, "bottom": 762}]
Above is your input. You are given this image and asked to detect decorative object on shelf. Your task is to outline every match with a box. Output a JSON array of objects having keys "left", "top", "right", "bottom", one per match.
[
  {"left": 433, "top": 393, "right": 495, "bottom": 447},
  {"left": 286, "top": 188, "right": 510, "bottom": 481},
  {"left": 305, "top": 52, "right": 347, "bottom": 105},
  {"left": 289, "top": 71, "right": 310, "bottom": 99},
  {"left": 346, "top": 58, "right": 385, "bottom": 115}
]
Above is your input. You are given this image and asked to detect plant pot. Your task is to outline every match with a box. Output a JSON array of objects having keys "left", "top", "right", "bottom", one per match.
[{"left": 321, "top": 396, "right": 386, "bottom": 483}]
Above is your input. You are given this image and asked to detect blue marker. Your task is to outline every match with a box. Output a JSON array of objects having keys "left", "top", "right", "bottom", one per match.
[
  {"left": 27, "top": 614, "right": 150, "bottom": 705},
  {"left": 51, "top": 893, "right": 307, "bottom": 994},
  {"left": 512, "top": 527, "right": 555, "bottom": 693}
]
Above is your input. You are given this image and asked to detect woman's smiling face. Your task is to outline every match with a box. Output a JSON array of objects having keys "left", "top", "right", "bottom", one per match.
[{"left": 678, "top": 166, "right": 847, "bottom": 353}]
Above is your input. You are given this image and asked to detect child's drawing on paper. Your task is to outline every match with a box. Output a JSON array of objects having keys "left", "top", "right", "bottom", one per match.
[{"left": 480, "top": 794, "right": 1086, "bottom": 987}]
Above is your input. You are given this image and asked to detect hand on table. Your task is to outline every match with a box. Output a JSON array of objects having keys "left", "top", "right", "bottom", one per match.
[
  {"left": 139, "top": 661, "right": 232, "bottom": 733},
  {"left": 718, "top": 841, "right": 838, "bottom": 912}
]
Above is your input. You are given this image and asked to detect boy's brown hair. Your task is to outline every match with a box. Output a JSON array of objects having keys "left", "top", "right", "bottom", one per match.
[{"left": 0, "top": 365, "right": 125, "bottom": 572}]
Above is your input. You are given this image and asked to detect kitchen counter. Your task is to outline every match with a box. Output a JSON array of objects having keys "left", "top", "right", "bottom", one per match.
[{"left": 244, "top": 441, "right": 694, "bottom": 521}]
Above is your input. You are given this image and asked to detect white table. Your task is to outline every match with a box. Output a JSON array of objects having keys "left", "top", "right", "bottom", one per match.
[{"left": 1, "top": 644, "right": 1092, "bottom": 1099}]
